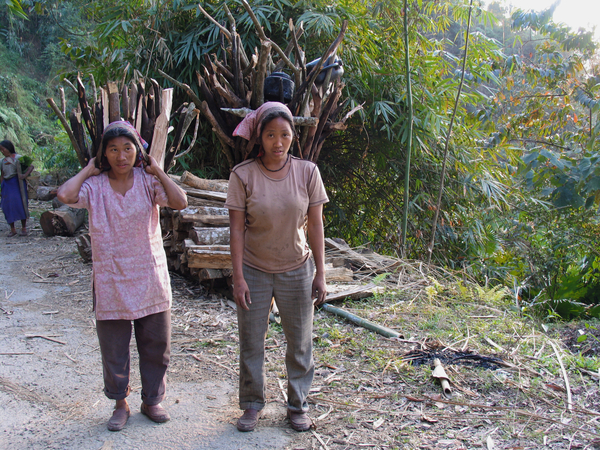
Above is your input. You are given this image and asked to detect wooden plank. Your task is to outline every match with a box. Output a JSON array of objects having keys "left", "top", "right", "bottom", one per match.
[
  {"left": 324, "top": 265, "right": 354, "bottom": 283},
  {"left": 186, "top": 247, "right": 232, "bottom": 269},
  {"left": 107, "top": 81, "right": 120, "bottom": 123},
  {"left": 100, "top": 87, "right": 110, "bottom": 127},
  {"left": 149, "top": 88, "right": 173, "bottom": 168},
  {"left": 179, "top": 186, "right": 227, "bottom": 202},
  {"left": 190, "top": 227, "right": 230, "bottom": 245},
  {"left": 197, "top": 268, "right": 224, "bottom": 281},
  {"left": 323, "top": 283, "right": 377, "bottom": 304}
]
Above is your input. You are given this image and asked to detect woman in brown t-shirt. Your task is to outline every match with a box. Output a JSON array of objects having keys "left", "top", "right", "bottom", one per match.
[{"left": 225, "top": 102, "right": 328, "bottom": 432}]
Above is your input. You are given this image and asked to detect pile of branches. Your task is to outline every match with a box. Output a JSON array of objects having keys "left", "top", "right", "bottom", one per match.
[
  {"left": 160, "top": 0, "right": 360, "bottom": 168},
  {"left": 46, "top": 76, "right": 199, "bottom": 171}
]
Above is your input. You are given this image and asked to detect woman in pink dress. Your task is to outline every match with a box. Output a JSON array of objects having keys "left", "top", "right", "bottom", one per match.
[{"left": 57, "top": 121, "right": 187, "bottom": 431}]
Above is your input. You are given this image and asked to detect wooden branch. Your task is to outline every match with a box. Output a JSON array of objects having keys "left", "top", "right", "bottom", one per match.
[
  {"left": 100, "top": 87, "right": 109, "bottom": 128},
  {"left": 212, "top": 55, "right": 235, "bottom": 83},
  {"left": 69, "top": 108, "right": 89, "bottom": 164},
  {"left": 46, "top": 98, "right": 86, "bottom": 167},
  {"left": 274, "top": 19, "right": 304, "bottom": 75},
  {"left": 166, "top": 103, "right": 197, "bottom": 169},
  {"left": 90, "top": 74, "right": 98, "bottom": 103},
  {"left": 310, "top": 81, "right": 343, "bottom": 161},
  {"left": 128, "top": 82, "right": 138, "bottom": 124},
  {"left": 291, "top": 20, "right": 348, "bottom": 115},
  {"left": 213, "top": 75, "right": 245, "bottom": 108},
  {"left": 76, "top": 75, "right": 98, "bottom": 156},
  {"left": 121, "top": 84, "right": 130, "bottom": 123},
  {"left": 199, "top": 101, "right": 234, "bottom": 148},
  {"left": 151, "top": 79, "right": 162, "bottom": 119},
  {"left": 302, "top": 85, "right": 322, "bottom": 158},
  {"left": 59, "top": 87, "right": 66, "bottom": 116},
  {"left": 197, "top": 4, "right": 232, "bottom": 41},
  {"left": 240, "top": 0, "right": 300, "bottom": 79},
  {"left": 63, "top": 78, "right": 77, "bottom": 94},
  {"left": 158, "top": 69, "right": 203, "bottom": 107},
  {"left": 180, "top": 171, "right": 228, "bottom": 192},
  {"left": 150, "top": 88, "right": 173, "bottom": 169},
  {"left": 93, "top": 102, "right": 104, "bottom": 157},
  {"left": 174, "top": 111, "right": 200, "bottom": 161},
  {"left": 107, "top": 81, "right": 120, "bottom": 123}
]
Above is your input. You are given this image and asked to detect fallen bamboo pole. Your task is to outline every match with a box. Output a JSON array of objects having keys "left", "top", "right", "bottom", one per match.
[{"left": 320, "top": 304, "right": 399, "bottom": 338}]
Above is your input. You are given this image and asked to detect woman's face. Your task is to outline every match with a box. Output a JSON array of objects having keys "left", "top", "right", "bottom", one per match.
[
  {"left": 260, "top": 117, "right": 293, "bottom": 161},
  {"left": 0, "top": 146, "right": 11, "bottom": 158},
  {"left": 104, "top": 136, "right": 137, "bottom": 175}
]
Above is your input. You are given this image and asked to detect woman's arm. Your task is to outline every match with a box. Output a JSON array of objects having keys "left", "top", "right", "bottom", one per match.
[
  {"left": 20, "top": 164, "right": 34, "bottom": 180},
  {"left": 229, "top": 209, "right": 252, "bottom": 310},
  {"left": 57, "top": 158, "right": 100, "bottom": 204},
  {"left": 144, "top": 155, "right": 188, "bottom": 210},
  {"left": 307, "top": 203, "right": 327, "bottom": 305}
]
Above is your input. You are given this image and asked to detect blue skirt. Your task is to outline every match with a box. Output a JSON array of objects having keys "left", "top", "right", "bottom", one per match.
[{"left": 0, "top": 177, "right": 28, "bottom": 224}]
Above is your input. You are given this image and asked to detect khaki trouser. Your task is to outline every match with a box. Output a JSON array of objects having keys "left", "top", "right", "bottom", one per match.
[
  {"left": 238, "top": 259, "right": 315, "bottom": 413},
  {"left": 96, "top": 310, "right": 171, "bottom": 406}
]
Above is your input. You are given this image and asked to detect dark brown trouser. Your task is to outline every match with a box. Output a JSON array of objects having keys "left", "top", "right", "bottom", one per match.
[{"left": 96, "top": 310, "right": 171, "bottom": 406}]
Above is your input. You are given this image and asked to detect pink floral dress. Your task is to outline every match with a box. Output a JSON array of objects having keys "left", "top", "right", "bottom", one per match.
[{"left": 70, "top": 168, "right": 171, "bottom": 320}]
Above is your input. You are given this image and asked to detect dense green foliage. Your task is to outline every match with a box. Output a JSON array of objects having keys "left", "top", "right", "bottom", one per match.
[{"left": 3, "top": 0, "right": 600, "bottom": 320}]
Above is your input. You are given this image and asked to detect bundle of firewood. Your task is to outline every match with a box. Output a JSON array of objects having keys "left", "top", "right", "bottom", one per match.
[
  {"left": 162, "top": 171, "right": 233, "bottom": 283},
  {"left": 160, "top": 0, "right": 360, "bottom": 168}
]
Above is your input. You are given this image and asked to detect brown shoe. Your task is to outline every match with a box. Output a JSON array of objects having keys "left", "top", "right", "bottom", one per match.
[
  {"left": 140, "top": 402, "right": 170, "bottom": 423},
  {"left": 287, "top": 410, "right": 312, "bottom": 431},
  {"left": 107, "top": 404, "right": 130, "bottom": 431},
  {"left": 236, "top": 408, "right": 261, "bottom": 432}
]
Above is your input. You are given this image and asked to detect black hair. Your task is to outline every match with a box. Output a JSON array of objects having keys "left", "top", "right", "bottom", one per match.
[
  {"left": 0, "top": 140, "right": 15, "bottom": 154},
  {"left": 97, "top": 126, "right": 142, "bottom": 171},
  {"left": 259, "top": 110, "right": 296, "bottom": 138},
  {"left": 256, "top": 110, "right": 297, "bottom": 157}
]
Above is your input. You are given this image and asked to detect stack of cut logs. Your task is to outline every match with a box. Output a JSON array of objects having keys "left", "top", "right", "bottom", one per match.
[{"left": 162, "top": 171, "right": 233, "bottom": 283}]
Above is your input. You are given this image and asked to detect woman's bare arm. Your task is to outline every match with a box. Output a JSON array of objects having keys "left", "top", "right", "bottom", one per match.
[
  {"left": 307, "top": 203, "right": 327, "bottom": 305},
  {"left": 57, "top": 158, "right": 100, "bottom": 204},
  {"left": 229, "top": 209, "right": 252, "bottom": 310}
]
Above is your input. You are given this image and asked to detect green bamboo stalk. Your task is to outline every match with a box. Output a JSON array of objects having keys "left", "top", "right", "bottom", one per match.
[
  {"left": 427, "top": 0, "right": 474, "bottom": 265},
  {"left": 321, "top": 304, "right": 400, "bottom": 339},
  {"left": 400, "top": 0, "right": 414, "bottom": 258}
]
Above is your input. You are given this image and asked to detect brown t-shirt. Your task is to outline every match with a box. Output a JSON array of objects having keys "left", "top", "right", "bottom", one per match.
[{"left": 225, "top": 156, "right": 329, "bottom": 273}]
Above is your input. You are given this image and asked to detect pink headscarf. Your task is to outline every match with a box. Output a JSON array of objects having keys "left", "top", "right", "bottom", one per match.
[{"left": 233, "top": 102, "right": 294, "bottom": 157}]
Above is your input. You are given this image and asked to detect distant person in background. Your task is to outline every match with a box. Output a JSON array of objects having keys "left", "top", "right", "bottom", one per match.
[
  {"left": 226, "top": 102, "right": 328, "bottom": 432},
  {"left": 0, "top": 139, "right": 34, "bottom": 237},
  {"left": 57, "top": 121, "right": 187, "bottom": 431}
]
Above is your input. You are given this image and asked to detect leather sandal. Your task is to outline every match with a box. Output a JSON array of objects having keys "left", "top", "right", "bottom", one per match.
[
  {"left": 140, "top": 402, "right": 171, "bottom": 423},
  {"left": 287, "top": 410, "right": 312, "bottom": 432},
  {"left": 236, "top": 408, "right": 261, "bottom": 432},
  {"left": 107, "top": 404, "right": 131, "bottom": 431}
]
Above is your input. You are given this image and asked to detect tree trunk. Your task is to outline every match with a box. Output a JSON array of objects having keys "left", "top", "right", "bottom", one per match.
[
  {"left": 40, "top": 205, "right": 86, "bottom": 236},
  {"left": 37, "top": 186, "right": 58, "bottom": 201},
  {"left": 180, "top": 171, "right": 229, "bottom": 193}
]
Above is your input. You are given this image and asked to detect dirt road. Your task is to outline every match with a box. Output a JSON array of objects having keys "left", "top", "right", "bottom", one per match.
[{"left": 0, "top": 210, "right": 298, "bottom": 450}]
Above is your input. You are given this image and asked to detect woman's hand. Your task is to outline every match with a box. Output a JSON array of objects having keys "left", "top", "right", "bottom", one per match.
[
  {"left": 312, "top": 272, "right": 327, "bottom": 305},
  {"left": 144, "top": 155, "right": 162, "bottom": 177},
  {"left": 233, "top": 277, "right": 252, "bottom": 310},
  {"left": 86, "top": 157, "right": 101, "bottom": 177},
  {"left": 57, "top": 157, "right": 100, "bottom": 204}
]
